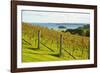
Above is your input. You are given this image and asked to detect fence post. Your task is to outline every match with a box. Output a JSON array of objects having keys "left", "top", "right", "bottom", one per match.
[
  {"left": 38, "top": 30, "right": 40, "bottom": 49},
  {"left": 56, "top": 35, "right": 58, "bottom": 49},
  {"left": 81, "top": 37, "right": 84, "bottom": 58},
  {"left": 59, "top": 34, "right": 63, "bottom": 57},
  {"left": 88, "top": 41, "right": 90, "bottom": 59}
]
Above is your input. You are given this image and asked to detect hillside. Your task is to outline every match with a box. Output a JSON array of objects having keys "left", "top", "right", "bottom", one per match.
[{"left": 22, "top": 22, "right": 90, "bottom": 62}]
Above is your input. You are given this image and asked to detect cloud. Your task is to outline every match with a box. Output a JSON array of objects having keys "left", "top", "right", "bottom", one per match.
[{"left": 22, "top": 10, "right": 90, "bottom": 23}]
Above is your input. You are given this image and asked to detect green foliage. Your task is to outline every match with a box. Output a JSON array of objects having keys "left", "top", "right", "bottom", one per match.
[{"left": 65, "top": 24, "right": 90, "bottom": 36}]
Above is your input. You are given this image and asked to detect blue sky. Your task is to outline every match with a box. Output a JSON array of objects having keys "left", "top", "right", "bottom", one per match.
[{"left": 22, "top": 10, "right": 90, "bottom": 24}]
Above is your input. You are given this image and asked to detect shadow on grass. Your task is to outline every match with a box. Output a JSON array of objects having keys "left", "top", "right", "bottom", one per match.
[
  {"left": 28, "top": 47, "right": 39, "bottom": 50},
  {"left": 40, "top": 42, "right": 54, "bottom": 52},
  {"left": 22, "top": 39, "right": 32, "bottom": 45},
  {"left": 24, "top": 48, "right": 61, "bottom": 58},
  {"left": 49, "top": 53, "right": 61, "bottom": 57}
]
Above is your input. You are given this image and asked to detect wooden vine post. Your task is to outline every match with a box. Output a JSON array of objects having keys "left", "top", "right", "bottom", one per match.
[
  {"left": 38, "top": 30, "right": 40, "bottom": 49},
  {"left": 59, "top": 34, "right": 63, "bottom": 57}
]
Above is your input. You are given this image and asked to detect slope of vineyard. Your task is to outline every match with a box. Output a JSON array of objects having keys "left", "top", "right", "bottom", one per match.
[{"left": 22, "top": 22, "right": 90, "bottom": 62}]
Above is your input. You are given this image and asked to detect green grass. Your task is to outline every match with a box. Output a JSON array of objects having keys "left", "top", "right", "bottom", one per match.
[{"left": 22, "top": 23, "right": 90, "bottom": 62}]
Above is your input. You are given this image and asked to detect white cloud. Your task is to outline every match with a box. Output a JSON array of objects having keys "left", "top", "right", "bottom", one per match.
[{"left": 22, "top": 10, "right": 90, "bottom": 23}]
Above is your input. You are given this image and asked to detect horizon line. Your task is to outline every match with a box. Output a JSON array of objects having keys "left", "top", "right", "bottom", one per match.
[{"left": 22, "top": 22, "right": 90, "bottom": 24}]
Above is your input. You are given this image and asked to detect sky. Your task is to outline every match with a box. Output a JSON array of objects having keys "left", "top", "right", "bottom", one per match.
[{"left": 22, "top": 10, "right": 90, "bottom": 24}]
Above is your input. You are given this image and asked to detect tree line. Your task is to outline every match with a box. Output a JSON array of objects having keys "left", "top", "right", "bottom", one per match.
[{"left": 60, "top": 24, "right": 90, "bottom": 37}]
